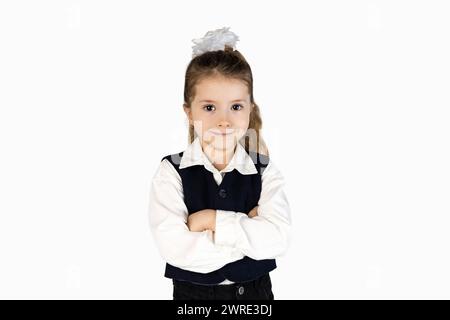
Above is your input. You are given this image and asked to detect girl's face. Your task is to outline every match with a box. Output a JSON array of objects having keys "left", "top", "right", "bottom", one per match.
[{"left": 184, "top": 75, "right": 253, "bottom": 152}]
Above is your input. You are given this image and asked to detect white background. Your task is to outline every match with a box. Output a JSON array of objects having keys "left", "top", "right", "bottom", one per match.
[{"left": 0, "top": 0, "right": 449, "bottom": 299}]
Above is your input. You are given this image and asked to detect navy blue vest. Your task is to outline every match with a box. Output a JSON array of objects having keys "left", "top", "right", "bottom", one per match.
[{"left": 161, "top": 150, "right": 277, "bottom": 285}]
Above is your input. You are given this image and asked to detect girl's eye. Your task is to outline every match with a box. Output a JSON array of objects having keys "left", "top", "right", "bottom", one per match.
[
  {"left": 203, "top": 105, "right": 215, "bottom": 112},
  {"left": 232, "top": 104, "right": 243, "bottom": 111}
]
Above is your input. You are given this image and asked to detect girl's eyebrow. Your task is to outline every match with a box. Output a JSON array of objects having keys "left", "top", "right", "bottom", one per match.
[{"left": 198, "top": 99, "right": 247, "bottom": 103}]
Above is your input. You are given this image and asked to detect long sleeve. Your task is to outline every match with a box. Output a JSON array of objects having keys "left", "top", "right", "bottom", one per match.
[
  {"left": 214, "top": 159, "right": 292, "bottom": 260},
  {"left": 148, "top": 159, "right": 245, "bottom": 273}
]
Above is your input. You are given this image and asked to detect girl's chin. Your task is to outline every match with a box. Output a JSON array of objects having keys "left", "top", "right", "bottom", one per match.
[
  {"left": 203, "top": 138, "right": 236, "bottom": 150},
  {"left": 206, "top": 141, "right": 235, "bottom": 149}
]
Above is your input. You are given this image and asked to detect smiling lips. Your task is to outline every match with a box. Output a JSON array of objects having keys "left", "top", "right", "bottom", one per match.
[{"left": 210, "top": 130, "right": 234, "bottom": 136}]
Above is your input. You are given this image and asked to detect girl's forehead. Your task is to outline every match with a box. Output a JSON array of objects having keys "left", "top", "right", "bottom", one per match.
[
  {"left": 197, "top": 75, "right": 245, "bottom": 87},
  {"left": 194, "top": 77, "right": 250, "bottom": 101}
]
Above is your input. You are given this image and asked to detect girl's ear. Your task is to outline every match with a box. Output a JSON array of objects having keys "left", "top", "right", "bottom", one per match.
[{"left": 183, "top": 104, "right": 192, "bottom": 124}]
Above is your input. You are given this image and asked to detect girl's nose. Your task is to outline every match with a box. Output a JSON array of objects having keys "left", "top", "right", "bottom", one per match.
[
  {"left": 217, "top": 119, "right": 231, "bottom": 128},
  {"left": 217, "top": 109, "right": 232, "bottom": 128}
]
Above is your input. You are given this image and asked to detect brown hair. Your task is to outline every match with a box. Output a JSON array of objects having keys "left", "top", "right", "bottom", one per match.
[{"left": 183, "top": 44, "right": 269, "bottom": 156}]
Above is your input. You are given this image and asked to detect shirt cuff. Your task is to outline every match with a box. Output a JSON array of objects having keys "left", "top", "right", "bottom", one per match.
[{"left": 214, "top": 210, "right": 243, "bottom": 247}]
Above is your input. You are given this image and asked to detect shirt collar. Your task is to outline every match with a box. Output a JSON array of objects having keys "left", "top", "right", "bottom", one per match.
[{"left": 179, "top": 136, "right": 258, "bottom": 175}]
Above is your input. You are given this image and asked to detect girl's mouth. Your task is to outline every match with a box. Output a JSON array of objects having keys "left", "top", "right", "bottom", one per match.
[{"left": 210, "top": 130, "right": 234, "bottom": 136}]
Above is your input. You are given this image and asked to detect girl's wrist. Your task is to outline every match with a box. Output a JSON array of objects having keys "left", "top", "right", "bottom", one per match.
[{"left": 209, "top": 209, "right": 216, "bottom": 231}]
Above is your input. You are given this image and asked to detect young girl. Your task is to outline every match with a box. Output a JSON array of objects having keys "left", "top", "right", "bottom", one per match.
[{"left": 148, "top": 27, "right": 292, "bottom": 300}]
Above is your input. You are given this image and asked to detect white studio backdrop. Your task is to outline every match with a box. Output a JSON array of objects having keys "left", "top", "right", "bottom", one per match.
[{"left": 0, "top": 0, "right": 449, "bottom": 299}]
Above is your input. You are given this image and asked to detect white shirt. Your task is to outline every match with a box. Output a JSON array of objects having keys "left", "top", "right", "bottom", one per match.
[{"left": 148, "top": 137, "right": 292, "bottom": 285}]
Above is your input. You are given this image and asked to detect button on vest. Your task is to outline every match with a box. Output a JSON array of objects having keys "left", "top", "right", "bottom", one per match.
[{"left": 218, "top": 188, "right": 227, "bottom": 198}]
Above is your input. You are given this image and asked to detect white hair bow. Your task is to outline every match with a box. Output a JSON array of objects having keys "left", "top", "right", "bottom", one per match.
[{"left": 191, "top": 27, "right": 239, "bottom": 58}]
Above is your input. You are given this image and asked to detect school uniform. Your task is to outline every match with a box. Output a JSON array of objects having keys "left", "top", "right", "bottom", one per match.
[{"left": 148, "top": 136, "right": 291, "bottom": 300}]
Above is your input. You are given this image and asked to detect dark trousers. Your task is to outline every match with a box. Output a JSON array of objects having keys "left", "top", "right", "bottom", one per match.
[{"left": 172, "top": 273, "right": 274, "bottom": 300}]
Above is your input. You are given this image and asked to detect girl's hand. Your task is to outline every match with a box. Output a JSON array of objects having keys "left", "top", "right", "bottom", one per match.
[
  {"left": 187, "top": 209, "right": 216, "bottom": 232},
  {"left": 248, "top": 205, "right": 259, "bottom": 218}
]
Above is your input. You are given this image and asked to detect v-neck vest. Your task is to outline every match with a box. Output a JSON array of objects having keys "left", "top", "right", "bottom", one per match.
[{"left": 160, "top": 150, "right": 277, "bottom": 285}]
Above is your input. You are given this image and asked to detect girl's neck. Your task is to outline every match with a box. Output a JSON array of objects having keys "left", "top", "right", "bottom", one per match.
[{"left": 201, "top": 142, "right": 236, "bottom": 172}]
